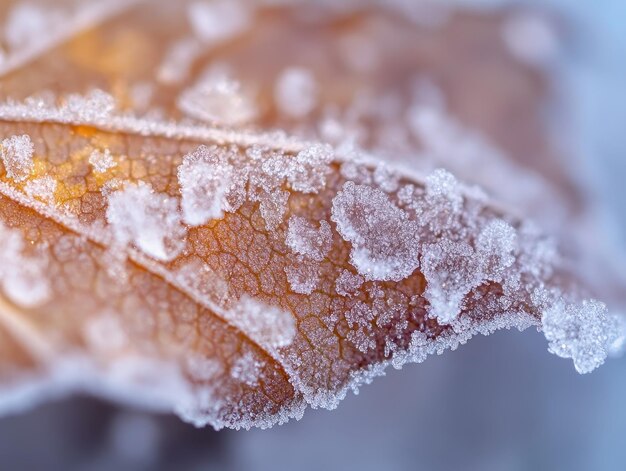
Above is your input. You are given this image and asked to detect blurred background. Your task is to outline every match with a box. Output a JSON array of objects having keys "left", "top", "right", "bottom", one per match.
[{"left": 0, "top": 0, "right": 625, "bottom": 470}]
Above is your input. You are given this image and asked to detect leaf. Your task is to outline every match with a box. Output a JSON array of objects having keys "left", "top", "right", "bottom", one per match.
[{"left": 0, "top": 0, "right": 622, "bottom": 430}]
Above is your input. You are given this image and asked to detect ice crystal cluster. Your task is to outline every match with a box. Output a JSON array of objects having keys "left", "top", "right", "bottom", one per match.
[{"left": 0, "top": 0, "right": 622, "bottom": 432}]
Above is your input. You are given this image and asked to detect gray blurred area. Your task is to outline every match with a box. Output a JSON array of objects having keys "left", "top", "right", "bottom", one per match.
[
  {"left": 1, "top": 1, "right": 625, "bottom": 470},
  {"left": 1, "top": 330, "right": 625, "bottom": 471}
]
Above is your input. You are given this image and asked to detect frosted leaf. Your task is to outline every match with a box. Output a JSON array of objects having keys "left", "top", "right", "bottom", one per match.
[
  {"left": 285, "top": 258, "right": 320, "bottom": 295},
  {"left": 23, "top": 176, "right": 57, "bottom": 204},
  {"left": 178, "top": 145, "right": 233, "bottom": 226},
  {"left": 335, "top": 269, "right": 364, "bottom": 297},
  {"left": 1, "top": 134, "right": 34, "bottom": 182},
  {"left": 285, "top": 217, "right": 332, "bottom": 262},
  {"left": 177, "top": 68, "right": 256, "bottom": 125},
  {"left": 185, "top": 355, "right": 223, "bottom": 382},
  {"left": 0, "top": 223, "right": 50, "bottom": 308},
  {"left": 331, "top": 182, "right": 420, "bottom": 281},
  {"left": 542, "top": 299, "right": 621, "bottom": 374},
  {"left": 231, "top": 352, "right": 262, "bottom": 387},
  {"left": 225, "top": 296, "right": 296, "bottom": 351},
  {"left": 106, "top": 182, "right": 185, "bottom": 261},
  {"left": 89, "top": 149, "right": 116, "bottom": 173},
  {"left": 187, "top": 0, "right": 251, "bottom": 44},
  {"left": 274, "top": 67, "right": 318, "bottom": 118},
  {"left": 421, "top": 168, "right": 463, "bottom": 232}
]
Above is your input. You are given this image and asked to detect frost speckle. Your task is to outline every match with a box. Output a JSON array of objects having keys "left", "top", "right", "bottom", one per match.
[
  {"left": 230, "top": 351, "right": 261, "bottom": 387},
  {"left": 331, "top": 182, "right": 420, "bottom": 281},
  {"left": 1, "top": 134, "right": 34, "bottom": 182}
]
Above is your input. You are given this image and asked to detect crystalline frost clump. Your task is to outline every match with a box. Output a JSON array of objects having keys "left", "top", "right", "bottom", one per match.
[
  {"left": 542, "top": 298, "right": 623, "bottom": 374},
  {"left": 178, "top": 145, "right": 234, "bottom": 225},
  {"left": 106, "top": 182, "right": 185, "bottom": 261},
  {"left": 1, "top": 134, "right": 34, "bottom": 182},
  {"left": 331, "top": 181, "right": 420, "bottom": 282}
]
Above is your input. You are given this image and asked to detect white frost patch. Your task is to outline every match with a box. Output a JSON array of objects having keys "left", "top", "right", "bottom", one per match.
[
  {"left": 285, "top": 259, "right": 319, "bottom": 295},
  {"left": 225, "top": 296, "right": 296, "bottom": 351},
  {"left": 106, "top": 182, "right": 185, "bottom": 261},
  {"left": 187, "top": 0, "right": 251, "bottom": 44},
  {"left": 286, "top": 217, "right": 332, "bottom": 262},
  {"left": 274, "top": 67, "right": 318, "bottom": 118},
  {"left": 178, "top": 145, "right": 233, "bottom": 226},
  {"left": 331, "top": 182, "right": 420, "bottom": 281},
  {"left": 177, "top": 68, "right": 256, "bottom": 126},
  {"left": 0, "top": 223, "right": 50, "bottom": 308},
  {"left": 89, "top": 148, "right": 116, "bottom": 173},
  {"left": 335, "top": 270, "right": 364, "bottom": 297},
  {"left": 542, "top": 298, "right": 622, "bottom": 374},
  {"left": 63, "top": 89, "right": 116, "bottom": 121},
  {"left": 24, "top": 176, "right": 56, "bottom": 204},
  {"left": 422, "top": 219, "right": 517, "bottom": 324},
  {"left": 230, "top": 351, "right": 261, "bottom": 387},
  {"left": 1, "top": 134, "right": 34, "bottom": 182},
  {"left": 259, "top": 190, "right": 289, "bottom": 231}
]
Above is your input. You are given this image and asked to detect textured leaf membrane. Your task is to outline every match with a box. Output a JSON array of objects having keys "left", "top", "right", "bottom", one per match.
[{"left": 0, "top": 0, "right": 622, "bottom": 430}]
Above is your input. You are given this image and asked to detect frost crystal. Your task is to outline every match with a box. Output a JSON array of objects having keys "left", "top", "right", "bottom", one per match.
[
  {"left": 331, "top": 182, "right": 420, "bottom": 281},
  {"left": 225, "top": 297, "right": 296, "bottom": 351},
  {"left": 178, "top": 145, "right": 233, "bottom": 226},
  {"left": 89, "top": 149, "right": 116, "bottom": 173},
  {"left": 24, "top": 176, "right": 57, "bottom": 204},
  {"left": 542, "top": 299, "right": 621, "bottom": 374},
  {"left": 0, "top": 223, "right": 50, "bottom": 308},
  {"left": 106, "top": 182, "right": 185, "bottom": 261},
  {"left": 274, "top": 67, "right": 318, "bottom": 118},
  {"left": 1, "top": 134, "right": 34, "bottom": 182},
  {"left": 286, "top": 217, "right": 332, "bottom": 262}
]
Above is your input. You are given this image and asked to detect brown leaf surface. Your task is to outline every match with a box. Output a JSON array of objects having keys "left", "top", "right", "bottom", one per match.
[{"left": 0, "top": 0, "right": 621, "bottom": 429}]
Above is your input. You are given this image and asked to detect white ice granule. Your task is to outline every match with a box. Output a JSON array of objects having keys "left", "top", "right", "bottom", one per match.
[
  {"left": 106, "top": 182, "right": 185, "bottom": 261},
  {"left": 24, "top": 176, "right": 57, "bottom": 204},
  {"left": 187, "top": 0, "right": 251, "bottom": 44},
  {"left": 177, "top": 145, "right": 233, "bottom": 226},
  {"left": 259, "top": 189, "right": 289, "bottom": 231},
  {"left": 225, "top": 296, "right": 296, "bottom": 351},
  {"left": 285, "top": 217, "right": 332, "bottom": 262},
  {"left": 274, "top": 67, "right": 318, "bottom": 118},
  {"left": 331, "top": 181, "right": 420, "bottom": 282},
  {"left": 89, "top": 148, "right": 116, "bottom": 173},
  {"left": 1, "top": 134, "right": 34, "bottom": 182},
  {"left": 542, "top": 299, "right": 622, "bottom": 374},
  {"left": 177, "top": 68, "right": 256, "bottom": 126},
  {"left": 0, "top": 223, "right": 50, "bottom": 308}
]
